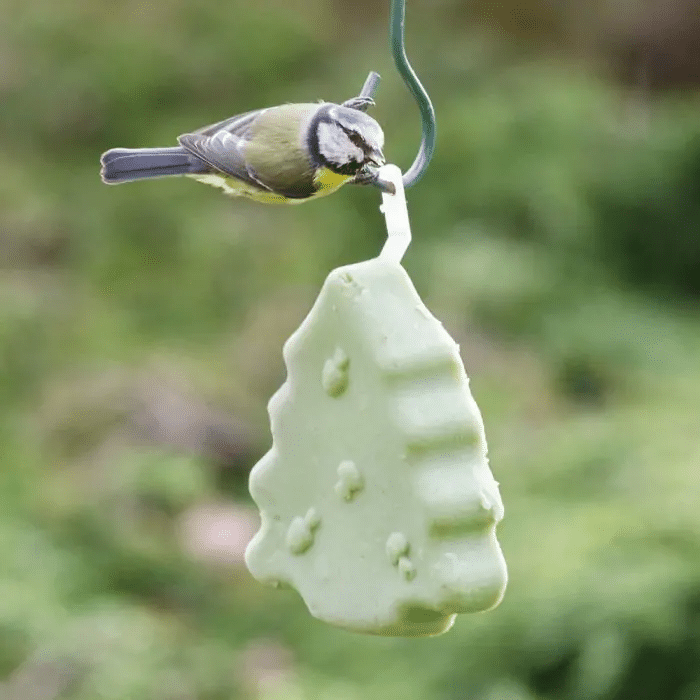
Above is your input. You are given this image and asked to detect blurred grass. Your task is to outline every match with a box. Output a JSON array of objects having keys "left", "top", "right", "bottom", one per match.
[{"left": 1, "top": 0, "right": 700, "bottom": 698}]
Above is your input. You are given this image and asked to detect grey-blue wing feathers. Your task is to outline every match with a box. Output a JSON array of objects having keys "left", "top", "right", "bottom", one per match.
[
  {"left": 100, "top": 109, "right": 267, "bottom": 185},
  {"left": 177, "top": 108, "right": 269, "bottom": 189},
  {"left": 178, "top": 104, "right": 320, "bottom": 198}
]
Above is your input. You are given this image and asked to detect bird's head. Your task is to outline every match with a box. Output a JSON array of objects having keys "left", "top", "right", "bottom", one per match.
[{"left": 312, "top": 105, "right": 385, "bottom": 176}]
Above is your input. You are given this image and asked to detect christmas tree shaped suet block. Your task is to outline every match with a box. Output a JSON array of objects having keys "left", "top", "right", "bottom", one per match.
[{"left": 245, "top": 256, "right": 507, "bottom": 636}]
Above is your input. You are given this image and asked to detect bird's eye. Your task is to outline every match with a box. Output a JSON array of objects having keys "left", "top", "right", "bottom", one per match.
[{"left": 347, "top": 132, "right": 365, "bottom": 148}]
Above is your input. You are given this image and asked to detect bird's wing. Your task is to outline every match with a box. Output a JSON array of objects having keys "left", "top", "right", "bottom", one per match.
[
  {"left": 177, "top": 108, "right": 272, "bottom": 189},
  {"left": 190, "top": 108, "right": 264, "bottom": 138}
]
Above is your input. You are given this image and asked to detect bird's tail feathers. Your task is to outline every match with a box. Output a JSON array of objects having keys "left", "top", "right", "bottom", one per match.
[{"left": 100, "top": 147, "right": 208, "bottom": 183}]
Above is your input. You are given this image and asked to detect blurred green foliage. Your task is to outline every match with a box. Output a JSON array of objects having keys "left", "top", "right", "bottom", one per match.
[{"left": 1, "top": 0, "right": 700, "bottom": 698}]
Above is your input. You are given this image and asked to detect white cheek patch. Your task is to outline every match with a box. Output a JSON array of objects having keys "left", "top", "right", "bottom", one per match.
[{"left": 318, "top": 122, "right": 363, "bottom": 166}]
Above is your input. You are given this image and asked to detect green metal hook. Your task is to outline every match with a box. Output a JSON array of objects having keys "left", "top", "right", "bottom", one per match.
[
  {"left": 355, "top": 0, "right": 435, "bottom": 192},
  {"left": 389, "top": 0, "right": 436, "bottom": 188}
]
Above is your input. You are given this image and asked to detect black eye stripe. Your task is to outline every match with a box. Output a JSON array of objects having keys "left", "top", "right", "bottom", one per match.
[{"left": 340, "top": 125, "right": 366, "bottom": 149}]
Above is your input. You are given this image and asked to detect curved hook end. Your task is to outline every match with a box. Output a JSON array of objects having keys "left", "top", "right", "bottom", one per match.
[{"left": 390, "top": 0, "right": 436, "bottom": 189}]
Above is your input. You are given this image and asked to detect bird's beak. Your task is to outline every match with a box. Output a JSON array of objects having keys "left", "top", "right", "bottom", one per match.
[{"left": 367, "top": 147, "right": 385, "bottom": 167}]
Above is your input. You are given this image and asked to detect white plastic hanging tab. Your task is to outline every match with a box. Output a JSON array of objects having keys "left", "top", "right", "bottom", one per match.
[{"left": 378, "top": 164, "right": 412, "bottom": 263}]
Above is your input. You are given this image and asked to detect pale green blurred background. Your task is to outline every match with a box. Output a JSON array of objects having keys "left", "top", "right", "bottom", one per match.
[{"left": 2, "top": 0, "right": 700, "bottom": 698}]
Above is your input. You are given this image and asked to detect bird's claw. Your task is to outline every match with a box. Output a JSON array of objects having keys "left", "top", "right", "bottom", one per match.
[
  {"left": 342, "top": 96, "right": 376, "bottom": 112},
  {"left": 350, "top": 165, "right": 379, "bottom": 186},
  {"left": 350, "top": 166, "right": 397, "bottom": 195}
]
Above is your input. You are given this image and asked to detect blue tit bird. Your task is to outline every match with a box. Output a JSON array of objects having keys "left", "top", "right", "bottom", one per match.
[{"left": 100, "top": 96, "right": 385, "bottom": 204}]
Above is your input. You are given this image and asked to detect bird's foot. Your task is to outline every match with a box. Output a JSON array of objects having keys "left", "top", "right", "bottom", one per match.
[
  {"left": 350, "top": 166, "right": 397, "bottom": 195},
  {"left": 342, "top": 96, "right": 376, "bottom": 112}
]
